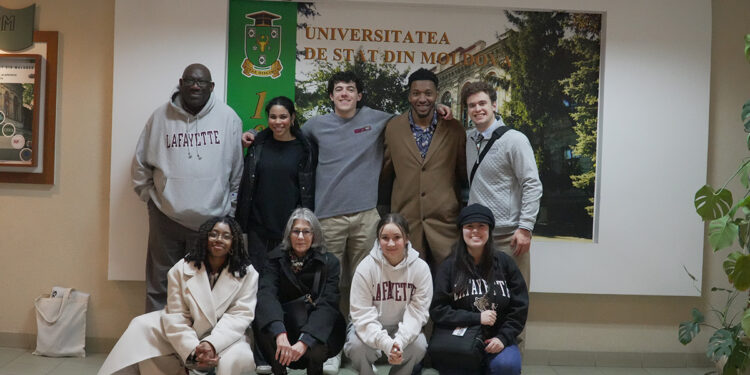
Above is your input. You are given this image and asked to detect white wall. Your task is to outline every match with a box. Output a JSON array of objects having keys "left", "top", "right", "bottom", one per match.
[{"left": 109, "top": 0, "right": 711, "bottom": 297}]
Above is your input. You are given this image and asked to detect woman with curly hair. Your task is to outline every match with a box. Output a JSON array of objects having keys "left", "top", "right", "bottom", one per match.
[{"left": 98, "top": 216, "right": 259, "bottom": 375}]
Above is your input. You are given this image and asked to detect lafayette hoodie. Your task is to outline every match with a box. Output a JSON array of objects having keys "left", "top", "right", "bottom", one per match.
[
  {"left": 349, "top": 241, "right": 433, "bottom": 354},
  {"left": 132, "top": 89, "right": 243, "bottom": 230}
]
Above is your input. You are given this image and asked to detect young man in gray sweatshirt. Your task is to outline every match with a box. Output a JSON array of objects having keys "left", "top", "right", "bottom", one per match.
[
  {"left": 462, "top": 81, "right": 542, "bottom": 288},
  {"left": 300, "top": 72, "right": 390, "bottom": 293}
]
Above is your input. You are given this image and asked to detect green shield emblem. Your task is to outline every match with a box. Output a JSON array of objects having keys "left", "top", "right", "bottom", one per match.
[
  {"left": 245, "top": 24, "right": 281, "bottom": 69},
  {"left": 0, "top": 5, "right": 34, "bottom": 51}
]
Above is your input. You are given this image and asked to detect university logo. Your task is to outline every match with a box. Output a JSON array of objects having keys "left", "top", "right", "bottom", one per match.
[
  {"left": 0, "top": 5, "right": 34, "bottom": 51},
  {"left": 242, "top": 11, "right": 283, "bottom": 79}
]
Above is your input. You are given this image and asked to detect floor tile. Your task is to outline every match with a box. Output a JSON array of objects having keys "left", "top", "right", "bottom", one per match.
[
  {"left": 552, "top": 366, "right": 605, "bottom": 375},
  {"left": 523, "top": 365, "right": 558, "bottom": 375},
  {"left": 0, "top": 352, "right": 64, "bottom": 374},
  {"left": 61, "top": 353, "right": 106, "bottom": 367},
  {"left": 0, "top": 360, "right": 60, "bottom": 375},
  {"left": 596, "top": 368, "right": 649, "bottom": 375},
  {"left": 49, "top": 362, "right": 100, "bottom": 375},
  {"left": 0, "top": 347, "right": 25, "bottom": 367},
  {"left": 644, "top": 368, "right": 702, "bottom": 375}
]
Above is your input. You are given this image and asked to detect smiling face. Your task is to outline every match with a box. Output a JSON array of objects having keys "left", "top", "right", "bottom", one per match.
[
  {"left": 462, "top": 222, "right": 489, "bottom": 253},
  {"left": 465, "top": 91, "right": 496, "bottom": 131},
  {"left": 267, "top": 105, "right": 294, "bottom": 140},
  {"left": 290, "top": 219, "right": 313, "bottom": 257},
  {"left": 408, "top": 80, "right": 437, "bottom": 120},
  {"left": 379, "top": 223, "right": 408, "bottom": 266},
  {"left": 329, "top": 81, "right": 362, "bottom": 118},
  {"left": 178, "top": 64, "right": 214, "bottom": 115},
  {"left": 207, "top": 222, "right": 233, "bottom": 261}
]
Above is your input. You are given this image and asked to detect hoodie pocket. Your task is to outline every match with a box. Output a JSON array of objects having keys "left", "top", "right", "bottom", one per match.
[{"left": 159, "top": 176, "right": 229, "bottom": 219}]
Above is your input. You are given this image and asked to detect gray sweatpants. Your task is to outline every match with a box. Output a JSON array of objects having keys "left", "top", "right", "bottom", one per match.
[
  {"left": 343, "top": 325, "right": 427, "bottom": 375},
  {"left": 145, "top": 200, "right": 199, "bottom": 312}
]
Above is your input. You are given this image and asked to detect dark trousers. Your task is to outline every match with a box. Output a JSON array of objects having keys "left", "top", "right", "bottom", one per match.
[
  {"left": 255, "top": 328, "right": 328, "bottom": 375},
  {"left": 145, "top": 200, "right": 198, "bottom": 312},
  {"left": 246, "top": 229, "right": 281, "bottom": 277}
]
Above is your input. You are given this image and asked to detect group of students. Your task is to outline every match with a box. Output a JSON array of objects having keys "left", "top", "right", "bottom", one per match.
[
  {"left": 99, "top": 204, "right": 528, "bottom": 375},
  {"left": 101, "top": 63, "right": 536, "bottom": 375}
]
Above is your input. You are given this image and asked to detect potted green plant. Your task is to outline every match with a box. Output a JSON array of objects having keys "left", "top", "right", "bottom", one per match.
[{"left": 679, "top": 34, "right": 750, "bottom": 375}]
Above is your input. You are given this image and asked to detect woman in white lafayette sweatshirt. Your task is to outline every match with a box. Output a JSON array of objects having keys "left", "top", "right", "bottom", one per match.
[{"left": 344, "top": 213, "right": 433, "bottom": 375}]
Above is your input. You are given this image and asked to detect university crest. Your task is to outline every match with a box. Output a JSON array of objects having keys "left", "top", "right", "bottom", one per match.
[
  {"left": 0, "top": 5, "right": 35, "bottom": 51},
  {"left": 242, "top": 11, "right": 283, "bottom": 79}
]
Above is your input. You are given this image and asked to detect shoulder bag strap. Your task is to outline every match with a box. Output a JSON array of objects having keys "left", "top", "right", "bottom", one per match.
[
  {"left": 34, "top": 288, "right": 72, "bottom": 324},
  {"left": 469, "top": 125, "right": 511, "bottom": 185}
]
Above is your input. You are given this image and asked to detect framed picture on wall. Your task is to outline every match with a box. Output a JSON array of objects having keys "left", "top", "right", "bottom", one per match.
[
  {"left": 0, "top": 54, "right": 41, "bottom": 167},
  {"left": 0, "top": 31, "right": 59, "bottom": 184}
]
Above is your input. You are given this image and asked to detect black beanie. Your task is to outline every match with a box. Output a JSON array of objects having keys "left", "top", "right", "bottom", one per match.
[{"left": 457, "top": 203, "right": 495, "bottom": 229}]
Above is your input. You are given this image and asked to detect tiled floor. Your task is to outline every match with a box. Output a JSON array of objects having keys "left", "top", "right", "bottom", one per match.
[{"left": 0, "top": 347, "right": 714, "bottom": 375}]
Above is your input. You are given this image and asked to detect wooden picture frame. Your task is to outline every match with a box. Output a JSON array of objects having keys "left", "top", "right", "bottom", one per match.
[
  {"left": 0, "top": 54, "right": 42, "bottom": 167},
  {"left": 0, "top": 31, "right": 58, "bottom": 184}
]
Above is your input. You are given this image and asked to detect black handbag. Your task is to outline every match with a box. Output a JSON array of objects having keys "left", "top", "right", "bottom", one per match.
[
  {"left": 280, "top": 266, "right": 323, "bottom": 339},
  {"left": 428, "top": 325, "right": 486, "bottom": 372}
]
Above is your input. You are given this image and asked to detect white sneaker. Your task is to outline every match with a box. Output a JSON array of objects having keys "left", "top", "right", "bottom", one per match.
[
  {"left": 323, "top": 352, "right": 341, "bottom": 375},
  {"left": 255, "top": 364, "right": 272, "bottom": 374}
]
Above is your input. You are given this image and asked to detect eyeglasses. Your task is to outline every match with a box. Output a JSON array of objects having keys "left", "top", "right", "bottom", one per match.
[
  {"left": 181, "top": 79, "right": 212, "bottom": 88},
  {"left": 208, "top": 231, "right": 233, "bottom": 241},
  {"left": 291, "top": 229, "right": 313, "bottom": 237}
]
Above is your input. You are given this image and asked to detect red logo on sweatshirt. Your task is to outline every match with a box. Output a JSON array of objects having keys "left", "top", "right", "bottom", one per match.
[
  {"left": 353, "top": 125, "right": 372, "bottom": 134},
  {"left": 372, "top": 281, "right": 416, "bottom": 302}
]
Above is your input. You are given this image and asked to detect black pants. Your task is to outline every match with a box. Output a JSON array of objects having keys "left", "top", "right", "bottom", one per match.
[{"left": 255, "top": 328, "right": 328, "bottom": 375}]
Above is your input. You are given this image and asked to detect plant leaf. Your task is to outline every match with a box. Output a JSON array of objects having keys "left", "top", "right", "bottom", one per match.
[
  {"left": 706, "top": 328, "right": 736, "bottom": 362},
  {"left": 679, "top": 308, "right": 704, "bottom": 345},
  {"left": 709, "top": 216, "right": 739, "bottom": 251},
  {"left": 679, "top": 321, "right": 700, "bottom": 345},
  {"left": 695, "top": 185, "right": 733, "bottom": 221},
  {"left": 742, "top": 307, "right": 750, "bottom": 341},
  {"left": 723, "top": 341, "right": 750, "bottom": 375},
  {"left": 745, "top": 34, "right": 750, "bottom": 62},
  {"left": 741, "top": 163, "right": 750, "bottom": 189},
  {"left": 744, "top": 100, "right": 750, "bottom": 133},
  {"left": 724, "top": 252, "right": 743, "bottom": 278},
  {"left": 736, "top": 218, "right": 750, "bottom": 249},
  {"left": 729, "top": 254, "right": 750, "bottom": 290}
]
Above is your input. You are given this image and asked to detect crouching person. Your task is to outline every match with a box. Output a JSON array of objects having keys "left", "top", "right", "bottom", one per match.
[
  {"left": 98, "top": 217, "right": 258, "bottom": 375},
  {"left": 429, "top": 204, "right": 528, "bottom": 375},
  {"left": 254, "top": 208, "right": 346, "bottom": 375},
  {"left": 344, "top": 213, "right": 433, "bottom": 375}
]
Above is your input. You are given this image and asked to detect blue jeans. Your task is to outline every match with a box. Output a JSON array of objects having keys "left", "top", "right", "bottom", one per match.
[
  {"left": 486, "top": 344, "right": 521, "bottom": 375},
  {"left": 435, "top": 344, "right": 521, "bottom": 375}
]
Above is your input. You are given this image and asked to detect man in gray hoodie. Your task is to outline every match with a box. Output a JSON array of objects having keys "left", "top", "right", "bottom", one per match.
[{"left": 132, "top": 63, "right": 243, "bottom": 312}]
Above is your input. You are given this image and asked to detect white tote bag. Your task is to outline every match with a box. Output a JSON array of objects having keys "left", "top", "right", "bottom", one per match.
[{"left": 33, "top": 286, "right": 89, "bottom": 357}]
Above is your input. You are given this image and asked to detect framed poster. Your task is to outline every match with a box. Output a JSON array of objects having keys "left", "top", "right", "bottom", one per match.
[
  {"left": 0, "top": 31, "right": 58, "bottom": 184},
  {"left": 0, "top": 54, "right": 41, "bottom": 167}
]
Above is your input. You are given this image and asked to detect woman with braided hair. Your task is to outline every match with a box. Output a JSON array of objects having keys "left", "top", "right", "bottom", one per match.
[{"left": 98, "top": 216, "right": 259, "bottom": 375}]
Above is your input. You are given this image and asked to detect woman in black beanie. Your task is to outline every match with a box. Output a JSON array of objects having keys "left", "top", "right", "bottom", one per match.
[{"left": 428, "top": 203, "right": 529, "bottom": 375}]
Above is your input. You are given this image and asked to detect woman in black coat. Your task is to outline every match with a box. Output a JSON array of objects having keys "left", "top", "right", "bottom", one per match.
[
  {"left": 254, "top": 208, "right": 346, "bottom": 375},
  {"left": 429, "top": 204, "right": 529, "bottom": 375},
  {"left": 236, "top": 96, "right": 316, "bottom": 268}
]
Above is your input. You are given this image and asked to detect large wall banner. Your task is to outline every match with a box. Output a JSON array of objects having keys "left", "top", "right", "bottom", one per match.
[{"left": 227, "top": 1, "right": 602, "bottom": 241}]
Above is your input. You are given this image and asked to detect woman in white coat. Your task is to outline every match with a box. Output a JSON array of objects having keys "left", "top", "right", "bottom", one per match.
[{"left": 99, "top": 216, "right": 258, "bottom": 375}]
